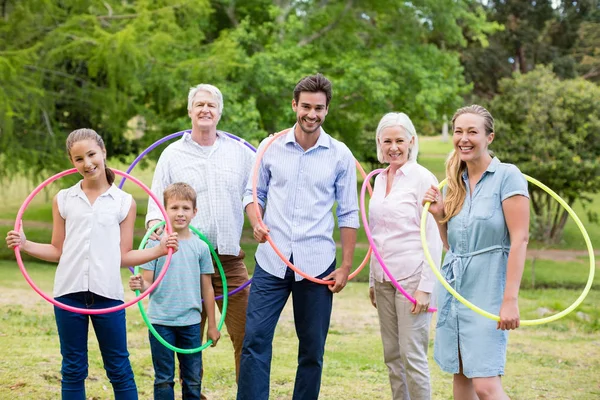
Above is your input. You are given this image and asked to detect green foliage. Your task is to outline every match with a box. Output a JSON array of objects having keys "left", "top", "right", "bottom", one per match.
[
  {"left": 491, "top": 65, "right": 600, "bottom": 242},
  {"left": 0, "top": 0, "right": 497, "bottom": 177}
]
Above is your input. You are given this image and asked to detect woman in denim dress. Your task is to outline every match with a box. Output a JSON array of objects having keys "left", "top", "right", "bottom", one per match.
[{"left": 423, "top": 105, "right": 530, "bottom": 399}]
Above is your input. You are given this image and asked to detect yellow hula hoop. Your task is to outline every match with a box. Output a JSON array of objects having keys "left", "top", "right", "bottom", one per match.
[{"left": 420, "top": 174, "right": 595, "bottom": 326}]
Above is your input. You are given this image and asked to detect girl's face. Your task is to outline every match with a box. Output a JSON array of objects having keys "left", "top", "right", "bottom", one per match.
[
  {"left": 69, "top": 139, "right": 107, "bottom": 181},
  {"left": 379, "top": 126, "right": 413, "bottom": 168},
  {"left": 453, "top": 113, "right": 494, "bottom": 164}
]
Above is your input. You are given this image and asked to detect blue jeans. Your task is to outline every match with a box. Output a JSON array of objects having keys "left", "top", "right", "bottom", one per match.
[
  {"left": 54, "top": 291, "right": 138, "bottom": 400},
  {"left": 149, "top": 324, "right": 203, "bottom": 400},
  {"left": 237, "top": 258, "right": 335, "bottom": 400}
]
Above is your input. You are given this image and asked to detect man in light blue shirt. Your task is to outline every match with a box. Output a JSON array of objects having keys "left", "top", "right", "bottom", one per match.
[{"left": 237, "top": 73, "right": 359, "bottom": 400}]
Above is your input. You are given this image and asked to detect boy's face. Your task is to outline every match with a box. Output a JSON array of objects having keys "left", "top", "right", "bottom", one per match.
[{"left": 165, "top": 198, "right": 197, "bottom": 231}]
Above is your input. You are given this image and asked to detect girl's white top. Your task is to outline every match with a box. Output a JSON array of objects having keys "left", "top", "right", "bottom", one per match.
[{"left": 54, "top": 181, "right": 132, "bottom": 300}]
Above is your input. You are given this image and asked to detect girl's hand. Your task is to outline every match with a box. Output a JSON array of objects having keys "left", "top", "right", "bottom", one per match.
[
  {"left": 5, "top": 228, "right": 26, "bottom": 249},
  {"left": 498, "top": 298, "right": 520, "bottom": 330},
  {"left": 423, "top": 185, "right": 444, "bottom": 221},
  {"left": 159, "top": 232, "right": 179, "bottom": 255},
  {"left": 207, "top": 326, "right": 221, "bottom": 347},
  {"left": 129, "top": 274, "right": 143, "bottom": 292},
  {"left": 411, "top": 290, "right": 431, "bottom": 314}
]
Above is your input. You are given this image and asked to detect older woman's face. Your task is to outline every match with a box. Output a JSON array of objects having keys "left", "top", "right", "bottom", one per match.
[{"left": 379, "top": 126, "right": 413, "bottom": 167}]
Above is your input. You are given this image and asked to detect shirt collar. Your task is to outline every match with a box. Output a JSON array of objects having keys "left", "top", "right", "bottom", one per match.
[
  {"left": 70, "top": 180, "right": 118, "bottom": 199},
  {"left": 462, "top": 156, "right": 500, "bottom": 181},
  {"left": 383, "top": 161, "right": 417, "bottom": 179},
  {"left": 285, "top": 124, "right": 331, "bottom": 149}
]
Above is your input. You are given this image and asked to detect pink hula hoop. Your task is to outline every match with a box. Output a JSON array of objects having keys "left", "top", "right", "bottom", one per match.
[
  {"left": 13, "top": 168, "right": 174, "bottom": 315},
  {"left": 360, "top": 168, "right": 436, "bottom": 312},
  {"left": 252, "top": 129, "right": 373, "bottom": 285}
]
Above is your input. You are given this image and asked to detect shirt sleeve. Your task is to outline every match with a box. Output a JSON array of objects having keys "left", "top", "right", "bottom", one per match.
[
  {"left": 418, "top": 170, "right": 443, "bottom": 293},
  {"left": 119, "top": 193, "right": 133, "bottom": 223},
  {"left": 140, "top": 240, "right": 160, "bottom": 272},
  {"left": 500, "top": 164, "right": 529, "bottom": 202},
  {"left": 335, "top": 148, "right": 360, "bottom": 229},
  {"left": 243, "top": 137, "right": 270, "bottom": 210},
  {"left": 145, "top": 149, "right": 171, "bottom": 226},
  {"left": 198, "top": 241, "right": 215, "bottom": 274}
]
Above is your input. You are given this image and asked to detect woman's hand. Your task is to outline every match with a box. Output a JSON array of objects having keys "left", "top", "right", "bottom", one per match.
[
  {"left": 5, "top": 228, "right": 26, "bottom": 249},
  {"left": 498, "top": 297, "right": 520, "bottom": 330},
  {"left": 423, "top": 185, "right": 444, "bottom": 221},
  {"left": 369, "top": 287, "right": 377, "bottom": 308},
  {"left": 411, "top": 290, "right": 431, "bottom": 314}
]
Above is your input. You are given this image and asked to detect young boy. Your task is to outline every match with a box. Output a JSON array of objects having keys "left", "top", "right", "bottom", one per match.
[{"left": 129, "top": 182, "right": 220, "bottom": 400}]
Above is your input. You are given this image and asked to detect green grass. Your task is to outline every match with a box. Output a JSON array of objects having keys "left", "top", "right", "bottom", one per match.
[{"left": 0, "top": 261, "right": 598, "bottom": 399}]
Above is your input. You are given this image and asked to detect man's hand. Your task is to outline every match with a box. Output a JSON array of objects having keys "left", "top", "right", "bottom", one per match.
[
  {"left": 252, "top": 223, "right": 270, "bottom": 243},
  {"left": 207, "top": 325, "right": 221, "bottom": 347},
  {"left": 147, "top": 219, "right": 164, "bottom": 241},
  {"left": 324, "top": 266, "right": 350, "bottom": 293}
]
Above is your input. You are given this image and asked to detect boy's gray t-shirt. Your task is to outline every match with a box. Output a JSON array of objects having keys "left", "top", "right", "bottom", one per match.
[{"left": 141, "top": 236, "right": 214, "bottom": 326}]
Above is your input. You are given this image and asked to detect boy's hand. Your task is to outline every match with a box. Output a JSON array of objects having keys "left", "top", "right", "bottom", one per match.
[
  {"left": 207, "top": 325, "right": 221, "bottom": 347},
  {"left": 6, "top": 228, "right": 26, "bottom": 249},
  {"left": 129, "top": 274, "right": 143, "bottom": 292},
  {"left": 159, "top": 232, "right": 179, "bottom": 255}
]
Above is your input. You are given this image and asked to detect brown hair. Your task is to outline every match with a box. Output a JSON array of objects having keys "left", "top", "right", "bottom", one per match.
[
  {"left": 442, "top": 105, "right": 495, "bottom": 223},
  {"left": 66, "top": 128, "right": 114, "bottom": 185},
  {"left": 293, "top": 73, "right": 332, "bottom": 107},
  {"left": 163, "top": 182, "right": 197, "bottom": 209}
]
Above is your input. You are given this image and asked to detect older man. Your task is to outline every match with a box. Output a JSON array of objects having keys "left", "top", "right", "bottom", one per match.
[{"left": 146, "top": 84, "right": 253, "bottom": 396}]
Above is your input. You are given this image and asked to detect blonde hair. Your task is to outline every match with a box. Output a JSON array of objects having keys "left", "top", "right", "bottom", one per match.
[
  {"left": 66, "top": 128, "right": 114, "bottom": 185},
  {"left": 442, "top": 105, "right": 494, "bottom": 223},
  {"left": 375, "top": 112, "right": 419, "bottom": 163},
  {"left": 163, "top": 182, "right": 197, "bottom": 208}
]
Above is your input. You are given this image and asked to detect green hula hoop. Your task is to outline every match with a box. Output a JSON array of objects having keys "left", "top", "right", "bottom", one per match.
[
  {"left": 134, "top": 221, "right": 228, "bottom": 353},
  {"left": 420, "top": 174, "right": 595, "bottom": 326}
]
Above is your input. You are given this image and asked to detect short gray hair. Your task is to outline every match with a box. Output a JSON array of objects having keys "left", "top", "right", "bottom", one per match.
[
  {"left": 375, "top": 112, "right": 419, "bottom": 163},
  {"left": 187, "top": 84, "right": 223, "bottom": 114}
]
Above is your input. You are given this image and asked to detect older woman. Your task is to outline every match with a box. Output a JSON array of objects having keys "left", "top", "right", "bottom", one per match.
[{"left": 368, "top": 112, "right": 443, "bottom": 400}]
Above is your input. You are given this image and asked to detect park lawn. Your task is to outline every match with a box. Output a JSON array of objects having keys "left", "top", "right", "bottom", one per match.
[{"left": 0, "top": 261, "right": 598, "bottom": 399}]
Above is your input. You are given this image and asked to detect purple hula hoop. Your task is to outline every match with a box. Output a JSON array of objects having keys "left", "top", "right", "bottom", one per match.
[{"left": 121, "top": 129, "right": 257, "bottom": 300}]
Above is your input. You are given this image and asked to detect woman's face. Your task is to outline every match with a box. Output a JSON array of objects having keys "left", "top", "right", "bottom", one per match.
[
  {"left": 453, "top": 113, "right": 494, "bottom": 164},
  {"left": 379, "top": 126, "right": 413, "bottom": 168}
]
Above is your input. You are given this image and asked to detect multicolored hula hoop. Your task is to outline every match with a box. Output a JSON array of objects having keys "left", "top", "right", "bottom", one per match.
[
  {"left": 119, "top": 129, "right": 255, "bottom": 299},
  {"left": 135, "top": 222, "right": 227, "bottom": 353},
  {"left": 360, "top": 168, "right": 436, "bottom": 312},
  {"left": 251, "top": 129, "right": 373, "bottom": 285},
  {"left": 420, "top": 175, "right": 595, "bottom": 325},
  {"left": 14, "top": 168, "right": 174, "bottom": 315}
]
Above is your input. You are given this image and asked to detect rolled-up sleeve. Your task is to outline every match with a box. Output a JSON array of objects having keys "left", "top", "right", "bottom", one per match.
[
  {"left": 335, "top": 151, "right": 360, "bottom": 229},
  {"left": 243, "top": 138, "right": 269, "bottom": 210}
]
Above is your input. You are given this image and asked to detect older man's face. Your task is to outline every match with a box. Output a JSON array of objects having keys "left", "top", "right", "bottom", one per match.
[{"left": 188, "top": 91, "right": 221, "bottom": 130}]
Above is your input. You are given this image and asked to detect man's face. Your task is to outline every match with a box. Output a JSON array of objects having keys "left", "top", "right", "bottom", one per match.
[
  {"left": 292, "top": 91, "right": 328, "bottom": 135},
  {"left": 188, "top": 90, "right": 221, "bottom": 130}
]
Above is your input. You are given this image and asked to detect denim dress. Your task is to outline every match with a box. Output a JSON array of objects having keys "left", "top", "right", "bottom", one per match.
[{"left": 434, "top": 157, "right": 529, "bottom": 378}]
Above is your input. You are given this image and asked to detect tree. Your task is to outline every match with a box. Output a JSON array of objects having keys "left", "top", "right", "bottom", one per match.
[
  {"left": 490, "top": 65, "right": 600, "bottom": 243},
  {"left": 0, "top": 0, "right": 498, "bottom": 178}
]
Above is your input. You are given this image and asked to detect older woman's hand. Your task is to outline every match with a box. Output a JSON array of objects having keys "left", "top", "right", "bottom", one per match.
[
  {"left": 369, "top": 287, "right": 377, "bottom": 308},
  {"left": 411, "top": 290, "right": 431, "bottom": 314}
]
